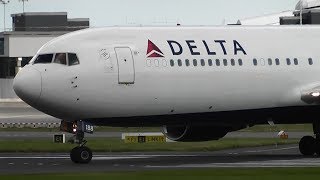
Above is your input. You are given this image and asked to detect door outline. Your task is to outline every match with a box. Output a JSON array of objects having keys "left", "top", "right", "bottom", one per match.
[{"left": 114, "top": 47, "right": 135, "bottom": 84}]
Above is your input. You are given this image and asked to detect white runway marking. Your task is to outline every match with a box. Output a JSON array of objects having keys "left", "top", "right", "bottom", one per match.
[
  {"left": 0, "top": 156, "right": 67, "bottom": 159},
  {"left": 0, "top": 154, "right": 199, "bottom": 160},
  {"left": 0, "top": 155, "right": 162, "bottom": 160},
  {"left": 244, "top": 146, "right": 298, "bottom": 153},
  {"left": 146, "top": 159, "right": 320, "bottom": 168},
  {"left": 0, "top": 156, "right": 148, "bottom": 160},
  {"left": 94, "top": 156, "right": 150, "bottom": 160}
]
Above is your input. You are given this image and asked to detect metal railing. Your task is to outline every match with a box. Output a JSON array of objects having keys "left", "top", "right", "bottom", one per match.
[
  {"left": 0, "top": 122, "right": 60, "bottom": 128},
  {"left": 1, "top": 25, "right": 90, "bottom": 32}
]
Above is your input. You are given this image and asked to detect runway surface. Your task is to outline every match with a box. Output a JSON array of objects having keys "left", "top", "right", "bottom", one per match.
[
  {"left": 1, "top": 102, "right": 318, "bottom": 174},
  {"left": 0, "top": 102, "right": 59, "bottom": 124},
  {"left": 0, "top": 144, "right": 320, "bottom": 174}
]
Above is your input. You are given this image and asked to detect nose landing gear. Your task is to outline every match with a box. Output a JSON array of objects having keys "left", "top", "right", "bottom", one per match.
[
  {"left": 60, "top": 120, "right": 94, "bottom": 164},
  {"left": 299, "top": 122, "right": 320, "bottom": 156},
  {"left": 70, "top": 131, "right": 93, "bottom": 164}
]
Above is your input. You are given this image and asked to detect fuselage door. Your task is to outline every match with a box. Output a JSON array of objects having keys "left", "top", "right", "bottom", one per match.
[{"left": 114, "top": 47, "right": 135, "bottom": 84}]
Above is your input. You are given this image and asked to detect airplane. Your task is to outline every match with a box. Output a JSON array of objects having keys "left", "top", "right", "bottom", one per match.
[{"left": 12, "top": 25, "right": 320, "bottom": 164}]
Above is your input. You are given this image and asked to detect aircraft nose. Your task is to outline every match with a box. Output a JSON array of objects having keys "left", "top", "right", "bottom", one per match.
[{"left": 13, "top": 66, "right": 42, "bottom": 106}]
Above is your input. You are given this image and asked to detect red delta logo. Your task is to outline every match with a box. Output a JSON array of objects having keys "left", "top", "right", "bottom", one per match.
[{"left": 146, "top": 40, "right": 164, "bottom": 58}]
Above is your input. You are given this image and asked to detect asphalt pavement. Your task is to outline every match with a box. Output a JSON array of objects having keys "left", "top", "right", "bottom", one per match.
[
  {"left": 0, "top": 144, "right": 318, "bottom": 174},
  {"left": 0, "top": 102, "right": 318, "bottom": 174},
  {"left": 0, "top": 102, "right": 59, "bottom": 124}
]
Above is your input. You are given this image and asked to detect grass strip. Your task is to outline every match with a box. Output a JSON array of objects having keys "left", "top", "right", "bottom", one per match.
[
  {"left": 1, "top": 168, "right": 320, "bottom": 179},
  {"left": 241, "top": 124, "right": 312, "bottom": 132},
  {"left": 0, "top": 138, "right": 298, "bottom": 153}
]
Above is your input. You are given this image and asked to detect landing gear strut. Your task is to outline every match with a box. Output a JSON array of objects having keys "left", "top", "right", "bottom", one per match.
[
  {"left": 299, "top": 122, "right": 320, "bottom": 156},
  {"left": 70, "top": 131, "right": 93, "bottom": 164},
  {"left": 61, "top": 120, "right": 93, "bottom": 164}
]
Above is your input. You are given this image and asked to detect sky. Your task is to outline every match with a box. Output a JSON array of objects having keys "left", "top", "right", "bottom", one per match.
[{"left": 0, "top": 0, "right": 299, "bottom": 31}]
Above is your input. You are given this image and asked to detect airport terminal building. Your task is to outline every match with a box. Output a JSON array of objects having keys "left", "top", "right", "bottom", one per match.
[
  {"left": 0, "top": 12, "right": 89, "bottom": 79},
  {"left": 0, "top": 12, "right": 89, "bottom": 99}
]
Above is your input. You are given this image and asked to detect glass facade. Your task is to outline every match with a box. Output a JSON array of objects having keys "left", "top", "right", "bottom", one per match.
[
  {"left": 0, "top": 58, "right": 16, "bottom": 78},
  {"left": 0, "top": 38, "right": 4, "bottom": 55}
]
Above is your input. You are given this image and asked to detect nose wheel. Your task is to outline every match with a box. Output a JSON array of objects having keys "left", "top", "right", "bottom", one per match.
[{"left": 70, "top": 146, "right": 92, "bottom": 164}]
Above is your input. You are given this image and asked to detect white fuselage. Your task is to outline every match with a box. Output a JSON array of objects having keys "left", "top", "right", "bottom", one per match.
[{"left": 13, "top": 26, "right": 320, "bottom": 121}]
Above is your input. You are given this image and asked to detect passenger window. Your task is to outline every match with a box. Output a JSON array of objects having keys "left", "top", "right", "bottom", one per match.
[
  {"left": 275, "top": 58, "right": 280, "bottom": 65},
  {"left": 216, "top": 59, "right": 220, "bottom": 66},
  {"left": 54, "top": 53, "right": 67, "bottom": 65},
  {"left": 260, "top": 58, "right": 265, "bottom": 66},
  {"left": 309, "top": 58, "right": 313, "bottom": 65},
  {"left": 253, "top": 58, "right": 257, "bottom": 66},
  {"left": 154, "top": 59, "right": 160, "bottom": 67},
  {"left": 68, "top": 53, "right": 80, "bottom": 66},
  {"left": 231, "top": 59, "right": 235, "bottom": 66},
  {"left": 34, "top": 54, "right": 53, "bottom": 64},
  {"left": 178, "top": 59, "right": 182, "bottom": 66},
  {"left": 238, "top": 59, "right": 243, "bottom": 66},
  {"left": 208, "top": 59, "right": 213, "bottom": 66},
  {"left": 193, "top": 59, "right": 198, "bottom": 66},
  {"left": 185, "top": 59, "right": 190, "bottom": 67},
  {"left": 162, "top": 59, "right": 168, "bottom": 67},
  {"left": 294, "top": 58, "right": 298, "bottom": 65},
  {"left": 268, "top": 58, "right": 272, "bottom": 65},
  {"left": 286, "top": 58, "right": 291, "bottom": 65},
  {"left": 170, "top": 59, "right": 174, "bottom": 67},
  {"left": 201, "top": 59, "right": 205, "bottom": 66},
  {"left": 223, "top": 59, "right": 228, "bottom": 66}
]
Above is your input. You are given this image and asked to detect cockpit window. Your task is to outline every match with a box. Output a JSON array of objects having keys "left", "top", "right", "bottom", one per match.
[
  {"left": 54, "top": 53, "right": 67, "bottom": 65},
  {"left": 33, "top": 52, "right": 79, "bottom": 66},
  {"left": 68, "top": 53, "right": 80, "bottom": 66},
  {"left": 33, "top": 54, "right": 54, "bottom": 64}
]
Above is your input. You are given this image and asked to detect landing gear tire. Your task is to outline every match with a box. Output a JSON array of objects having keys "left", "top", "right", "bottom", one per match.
[
  {"left": 70, "top": 146, "right": 92, "bottom": 164},
  {"left": 299, "top": 136, "right": 316, "bottom": 156},
  {"left": 70, "top": 146, "right": 80, "bottom": 163}
]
